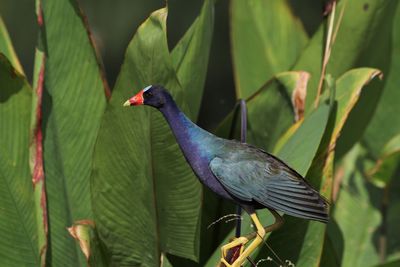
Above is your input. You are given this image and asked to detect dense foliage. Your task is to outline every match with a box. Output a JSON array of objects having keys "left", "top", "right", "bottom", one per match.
[{"left": 0, "top": 0, "right": 399, "bottom": 266}]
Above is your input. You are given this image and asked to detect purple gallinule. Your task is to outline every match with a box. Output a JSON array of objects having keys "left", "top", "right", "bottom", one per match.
[{"left": 124, "top": 85, "right": 328, "bottom": 267}]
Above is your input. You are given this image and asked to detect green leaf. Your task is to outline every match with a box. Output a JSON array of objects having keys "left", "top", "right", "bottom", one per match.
[
  {"left": 171, "top": 0, "right": 214, "bottom": 119},
  {"left": 31, "top": 6, "right": 48, "bottom": 263},
  {"left": 92, "top": 3, "right": 213, "bottom": 265},
  {"left": 293, "top": 68, "right": 382, "bottom": 267},
  {"left": 335, "top": 1, "right": 399, "bottom": 158},
  {"left": 30, "top": 48, "right": 47, "bottom": 265},
  {"left": 216, "top": 71, "right": 310, "bottom": 152},
  {"left": 329, "top": 68, "right": 382, "bottom": 144},
  {"left": 373, "top": 260, "right": 400, "bottom": 267},
  {"left": 0, "top": 54, "right": 39, "bottom": 266},
  {"left": 67, "top": 220, "right": 106, "bottom": 267},
  {"left": 276, "top": 71, "right": 310, "bottom": 121},
  {"left": 293, "top": 0, "right": 397, "bottom": 113},
  {"left": 363, "top": 4, "right": 400, "bottom": 157},
  {"left": 324, "top": 145, "right": 382, "bottom": 267},
  {"left": 39, "top": 0, "right": 108, "bottom": 265},
  {"left": 161, "top": 254, "right": 174, "bottom": 267},
  {"left": 367, "top": 134, "right": 400, "bottom": 188},
  {"left": 277, "top": 103, "right": 330, "bottom": 176},
  {"left": 382, "top": 166, "right": 400, "bottom": 262},
  {"left": 0, "top": 17, "right": 24, "bottom": 74},
  {"left": 231, "top": 0, "right": 308, "bottom": 99}
]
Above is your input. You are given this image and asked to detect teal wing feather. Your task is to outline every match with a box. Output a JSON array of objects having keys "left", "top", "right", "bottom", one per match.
[{"left": 209, "top": 142, "right": 329, "bottom": 223}]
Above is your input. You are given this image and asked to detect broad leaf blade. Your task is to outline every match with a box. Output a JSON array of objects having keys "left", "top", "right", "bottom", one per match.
[
  {"left": 293, "top": 0, "right": 396, "bottom": 113},
  {"left": 231, "top": 0, "right": 308, "bottom": 99},
  {"left": 373, "top": 260, "right": 400, "bottom": 267},
  {"left": 0, "top": 54, "right": 39, "bottom": 266},
  {"left": 322, "top": 145, "right": 383, "bottom": 267},
  {"left": 277, "top": 103, "right": 330, "bottom": 176},
  {"left": 92, "top": 4, "right": 213, "bottom": 265},
  {"left": 0, "top": 17, "right": 24, "bottom": 74},
  {"left": 40, "top": 0, "right": 108, "bottom": 265},
  {"left": 68, "top": 220, "right": 106, "bottom": 267},
  {"left": 293, "top": 68, "right": 383, "bottom": 267},
  {"left": 276, "top": 71, "right": 310, "bottom": 122},
  {"left": 335, "top": 1, "right": 398, "bottom": 158},
  {"left": 363, "top": 4, "right": 400, "bottom": 157},
  {"left": 216, "top": 71, "right": 309, "bottom": 152},
  {"left": 367, "top": 134, "right": 400, "bottom": 188},
  {"left": 171, "top": 0, "right": 214, "bottom": 119},
  {"left": 329, "top": 68, "right": 382, "bottom": 142}
]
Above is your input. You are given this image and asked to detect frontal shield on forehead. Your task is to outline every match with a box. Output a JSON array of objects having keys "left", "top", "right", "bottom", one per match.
[{"left": 143, "top": 85, "right": 152, "bottom": 92}]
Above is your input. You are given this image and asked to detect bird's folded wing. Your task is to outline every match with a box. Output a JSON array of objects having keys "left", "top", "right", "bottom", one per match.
[{"left": 209, "top": 156, "right": 329, "bottom": 223}]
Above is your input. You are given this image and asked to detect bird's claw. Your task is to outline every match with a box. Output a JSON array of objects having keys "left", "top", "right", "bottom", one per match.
[
  {"left": 218, "top": 236, "right": 248, "bottom": 267},
  {"left": 221, "top": 236, "right": 248, "bottom": 258},
  {"left": 219, "top": 257, "right": 232, "bottom": 267},
  {"left": 219, "top": 257, "right": 243, "bottom": 267}
]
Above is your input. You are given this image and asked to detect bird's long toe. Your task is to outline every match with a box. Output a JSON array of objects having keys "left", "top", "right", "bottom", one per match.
[
  {"left": 219, "top": 257, "right": 243, "bottom": 267},
  {"left": 221, "top": 236, "right": 248, "bottom": 258},
  {"left": 219, "top": 257, "right": 232, "bottom": 267}
]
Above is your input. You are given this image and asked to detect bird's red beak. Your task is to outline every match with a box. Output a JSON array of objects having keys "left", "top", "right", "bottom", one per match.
[{"left": 123, "top": 90, "right": 144, "bottom": 107}]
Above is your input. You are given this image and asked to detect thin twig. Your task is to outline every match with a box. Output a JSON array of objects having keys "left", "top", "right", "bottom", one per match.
[
  {"left": 331, "top": 0, "right": 347, "bottom": 44},
  {"left": 314, "top": 0, "right": 336, "bottom": 108}
]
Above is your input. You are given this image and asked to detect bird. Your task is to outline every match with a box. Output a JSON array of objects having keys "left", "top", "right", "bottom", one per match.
[{"left": 124, "top": 85, "right": 329, "bottom": 267}]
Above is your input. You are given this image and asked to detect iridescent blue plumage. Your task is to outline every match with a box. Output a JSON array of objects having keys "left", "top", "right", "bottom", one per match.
[{"left": 127, "top": 85, "right": 329, "bottom": 223}]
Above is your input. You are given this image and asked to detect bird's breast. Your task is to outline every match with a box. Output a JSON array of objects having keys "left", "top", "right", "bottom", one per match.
[{"left": 180, "top": 142, "right": 234, "bottom": 201}]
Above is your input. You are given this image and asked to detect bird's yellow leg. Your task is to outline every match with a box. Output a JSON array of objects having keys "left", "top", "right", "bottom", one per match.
[
  {"left": 243, "top": 208, "right": 284, "bottom": 241},
  {"left": 219, "top": 236, "right": 248, "bottom": 263},
  {"left": 218, "top": 209, "right": 284, "bottom": 267},
  {"left": 228, "top": 213, "right": 266, "bottom": 267}
]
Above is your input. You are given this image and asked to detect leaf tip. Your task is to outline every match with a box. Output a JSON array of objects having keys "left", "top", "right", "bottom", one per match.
[{"left": 68, "top": 220, "right": 95, "bottom": 262}]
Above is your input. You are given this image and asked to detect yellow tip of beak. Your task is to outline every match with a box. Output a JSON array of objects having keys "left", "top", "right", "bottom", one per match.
[{"left": 123, "top": 100, "right": 131, "bottom": 107}]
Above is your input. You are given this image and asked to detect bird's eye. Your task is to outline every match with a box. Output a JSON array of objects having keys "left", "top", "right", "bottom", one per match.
[{"left": 143, "top": 91, "right": 153, "bottom": 98}]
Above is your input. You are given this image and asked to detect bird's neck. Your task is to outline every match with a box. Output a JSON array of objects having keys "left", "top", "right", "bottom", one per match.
[{"left": 158, "top": 100, "right": 216, "bottom": 162}]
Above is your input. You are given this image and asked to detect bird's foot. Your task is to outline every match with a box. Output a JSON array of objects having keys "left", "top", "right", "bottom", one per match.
[
  {"left": 221, "top": 236, "right": 248, "bottom": 258},
  {"left": 219, "top": 257, "right": 242, "bottom": 267},
  {"left": 218, "top": 236, "right": 248, "bottom": 266}
]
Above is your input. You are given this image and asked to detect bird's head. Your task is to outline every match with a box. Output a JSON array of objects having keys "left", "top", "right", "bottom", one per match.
[{"left": 123, "top": 85, "right": 170, "bottom": 109}]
